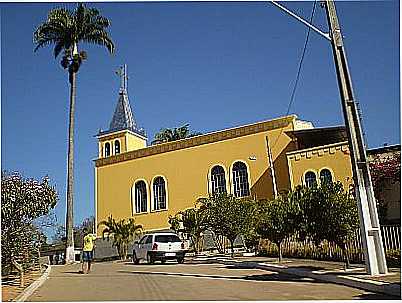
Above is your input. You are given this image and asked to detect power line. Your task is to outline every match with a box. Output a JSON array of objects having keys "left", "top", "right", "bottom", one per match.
[{"left": 271, "top": 0, "right": 317, "bottom": 150}]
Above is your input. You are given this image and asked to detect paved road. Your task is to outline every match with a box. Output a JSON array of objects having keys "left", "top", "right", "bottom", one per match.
[{"left": 29, "top": 261, "right": 395, "bottom": 301}]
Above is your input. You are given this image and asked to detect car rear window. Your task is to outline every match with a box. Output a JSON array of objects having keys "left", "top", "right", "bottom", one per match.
[{"left": 155, "top": 235, "right": 181, "bottom": 243}]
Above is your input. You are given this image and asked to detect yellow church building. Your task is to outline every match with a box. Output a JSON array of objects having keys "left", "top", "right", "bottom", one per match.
[{"left": 94, "top": 67, "right": 354, "bottom": 237}]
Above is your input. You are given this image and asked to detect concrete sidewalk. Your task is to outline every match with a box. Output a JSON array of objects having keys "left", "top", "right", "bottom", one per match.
[{"left": 187, "top": 255, "right": 401, "bottom": 298}]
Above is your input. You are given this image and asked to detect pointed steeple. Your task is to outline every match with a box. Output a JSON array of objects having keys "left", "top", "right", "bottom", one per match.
[{"left": 105, "top": 65, "right": 146, "bottom": 137}]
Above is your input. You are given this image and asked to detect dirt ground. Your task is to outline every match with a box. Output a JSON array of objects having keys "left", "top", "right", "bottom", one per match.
[{"left": 1, "top": 269, "right": 43, "bottom": 302}]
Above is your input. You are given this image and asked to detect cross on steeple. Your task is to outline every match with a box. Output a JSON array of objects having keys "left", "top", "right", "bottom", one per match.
[
  {"left": 116, "top": 64, "right": 128, "bottom": 93},
  {"left": 105, "top": 64, "right": 145, "bottom": 138}
]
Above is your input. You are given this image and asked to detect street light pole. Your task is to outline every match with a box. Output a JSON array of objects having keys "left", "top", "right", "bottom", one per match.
[
  {"left": 266, "top": 136, "right": 279, "bottom": 199},
  {"left": 270, "top": 0, "right": 388, "bottom": 275},
  {"left": 323, "top": 0, "right": 387, "bottom": 275}
]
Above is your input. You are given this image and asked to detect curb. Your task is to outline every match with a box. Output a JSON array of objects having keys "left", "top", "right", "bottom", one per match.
[
  {"left": 13, "top": 265, "right": 52, "bottom": 302},
  {"left": 218, "top": 259, "right": 400, "bottom": 298}
]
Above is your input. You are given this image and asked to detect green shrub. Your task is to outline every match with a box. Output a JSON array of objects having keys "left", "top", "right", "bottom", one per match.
[{"left": 386, "top": 249, "right": 400, "bottom": 268}]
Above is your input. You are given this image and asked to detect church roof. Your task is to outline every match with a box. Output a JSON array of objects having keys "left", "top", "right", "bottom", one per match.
[
  {"left": 98, "top": 65, "right": 146, "bottom": 138},
  {"left": 110, "top": 91, "right": 136, "bottom": 130}
]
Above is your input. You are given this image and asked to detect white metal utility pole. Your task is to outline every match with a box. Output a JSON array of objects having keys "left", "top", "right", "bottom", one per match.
[
  {"left": 270, "top": 0, "right": 388, "bottom": 275},
  {"left": 323, "top": 0, "right": 387, "bottom": 275}
]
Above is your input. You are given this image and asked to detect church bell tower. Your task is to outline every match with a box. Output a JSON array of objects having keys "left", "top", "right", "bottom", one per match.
[{"left": 97, "top": 65, "right": 147, "bottom": 158}]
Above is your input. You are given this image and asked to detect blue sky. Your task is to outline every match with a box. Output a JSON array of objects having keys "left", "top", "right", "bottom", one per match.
[{"left": 1, "top": 1, "right": 400, "bottom": 236}]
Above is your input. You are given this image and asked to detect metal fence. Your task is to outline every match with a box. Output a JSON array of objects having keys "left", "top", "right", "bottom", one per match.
[
  {"left": 260, "top": 225, "right": 400, "bottom": 263},
  {"left": 381, "top": 225, "right": 401, "bottom": 250}
]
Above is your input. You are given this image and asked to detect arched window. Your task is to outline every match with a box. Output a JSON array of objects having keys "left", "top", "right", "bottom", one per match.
[
  {"left": 105, "top": 142, "right": 111, "bottom": 157},
  {"left": 114, "top": 140, "right": 121, "bottom": 155},
  {"left": 232, "top": 161, "right": 250, "bottom": 197},
  {"left": 211, "top": 165, "right": 227, "bottom": 195},
  {"left": 153, "top": 177, "right": 167, "bottom": 210},
  {"left": 134, "top": 181, "right": 147, "bottom": 213},
  {"left": 320, "top": 169, "right": 333, "bottom": 184},
  {"left": 305, "top": 171, "right": 317, "bottom": 188}
]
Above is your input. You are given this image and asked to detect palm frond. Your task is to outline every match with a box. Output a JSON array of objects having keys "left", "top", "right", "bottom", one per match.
[
  {"left": 82, "top": 34, "right": 115, "bottom": 54},
  {"left": 33, "top": 3, "right": 115, "bottom": 59}
]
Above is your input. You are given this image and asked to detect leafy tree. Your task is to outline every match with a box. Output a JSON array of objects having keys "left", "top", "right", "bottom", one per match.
[
  {"left": 255, "top": 196, "right": 299, "bottom": 262},
  {"left": 324, "top": 183, "right": 359, "bottom": 268},
  {"left": 51, "top": 224, "right": 66, "bottom": 245},
  {"left": 177, "top": 205, "right": 209, "bottom": 255},
  {"left": 243, "top": 228, "right": 260, "bottom": 254},
  {"left": 98, "top": 215, "right": 142, "bottom": 260},
  {"left": 1, "top": 171, "right": 58, "bottom": 280},
  {"left": 168, "top": 213, "right": 182, "bottom": 233},
  {"left": 34, "top": 3, "right": 115, "bottom": 262},
  {"left": 201, "top": 194, "right": 256, "bottom": 258},
  {"left": 295, "top": 185, "right": 326, "bottom": 246},
  {"left": 297, "top": 182, "right": 359, "bottom": 268},
  {"left": 369, "top": 152, "right": 401, "bottom": 223},
  {"left": 151, "top": 124, "right": 202, "bottom": 145},
  {"left": 51, "top": 216, "right": 95, "bottom": 249}
]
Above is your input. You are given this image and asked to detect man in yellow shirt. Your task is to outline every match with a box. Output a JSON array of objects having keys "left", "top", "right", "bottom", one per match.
[{"left": 82, "top": 228, "right": 97, "bottom": 274}]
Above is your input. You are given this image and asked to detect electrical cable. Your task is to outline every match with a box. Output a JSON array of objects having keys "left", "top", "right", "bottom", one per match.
[{"left": 271, "top": 0, "right": 317, "bottom": 150}]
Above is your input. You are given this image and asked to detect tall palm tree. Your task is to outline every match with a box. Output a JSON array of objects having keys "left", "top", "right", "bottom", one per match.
[
  {"left": 98, "top": 216, "right": 143, "bottom": 260},
  {"left": 152, "top": 124, "right": 202, "bottom": 145},
  {"left": 33, "top": 4, "right": 115, "bottom": 263}
]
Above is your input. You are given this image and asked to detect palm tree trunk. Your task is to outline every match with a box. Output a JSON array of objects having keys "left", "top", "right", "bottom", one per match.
[{"left": 65, "top": 69, "right": 76, "bottom": 263}]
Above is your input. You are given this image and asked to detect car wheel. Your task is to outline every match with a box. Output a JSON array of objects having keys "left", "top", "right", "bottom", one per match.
[
  {"left": 147, "top": 253, "right": 155, "bottom": 264},
  {"left": 177, "top": 258, "right": 184, "bottom": 264},
  {"left": 161, "top": 259, "right": 166, "bottom": 264},
  {"left": 133, "top": 252, "right": 139, "bottom": 264}
]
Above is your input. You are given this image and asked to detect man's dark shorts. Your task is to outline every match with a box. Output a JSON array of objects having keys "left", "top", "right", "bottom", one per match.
[{"left": 82, "top": 251, "right": 93, "bottom": 262}]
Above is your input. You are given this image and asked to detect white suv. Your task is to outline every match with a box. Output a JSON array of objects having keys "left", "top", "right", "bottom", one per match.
[{"left": 132, "top": 233, "right": 186, "bottom": 264}]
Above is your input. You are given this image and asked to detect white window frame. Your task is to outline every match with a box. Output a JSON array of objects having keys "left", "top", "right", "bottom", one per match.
[
  {"left": 210, "top": 165, "right": 228, "bottom": 195},
  {"left": 304, "top": 170, "right": 318, "bottom": 188},
  {"left": 151, "top": 175, "right": 168, "bottom": 211},
  {"left": 231, "top": 161, "right": 251, "bottom": 198},
  {"left": 319, "top": 168, "right": 333, "bottom": 184},
  {"left": 133, "top": 179, "right": 148, "bottom": 214}
]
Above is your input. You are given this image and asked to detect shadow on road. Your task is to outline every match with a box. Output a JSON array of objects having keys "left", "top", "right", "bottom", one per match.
[
  {"left": 117, "top": 269, "right": 323, "bottom": 284},
  {"left": 354, "top": 292, "right": 399, "bottom": 300},
  {"left": 124, "top": 262, "right": 182, "bottom": 266},
  {"left": 285, "top": 265, "right": 327, "bottom": 271}
]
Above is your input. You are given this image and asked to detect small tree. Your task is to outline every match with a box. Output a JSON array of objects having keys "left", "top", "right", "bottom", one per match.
[
  {"left": 243, "top": 228, "right": 260, "bottom": 254},
  {"left": 297, "top": 182, "right": 359, "bottom": 268},
  {"left": 319, "top": 182, "right": 359, "bottom": 268},
  {"left": 180, "top": 205, "right": 209, "bottom": 255},
  {"left": 201, "top": 194, "right": 256, "bottom": 258},
  {"left": 98, "top": 215, "right": 142, "bottom": 260},
  {"left": 255, "top": 196, "right": 299, "bottom": 262},
  {"left": 168, "top": 213, "right": 182, "bottom": 233},
  {"left": 1, "top": 171, "right": 58, "bottom": 281},
  {"left": 52, "top": 224, "right": 66, "bottom": 245},
  {"left": 295, "top": 184, "right": 328, "bottom": 246}
]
